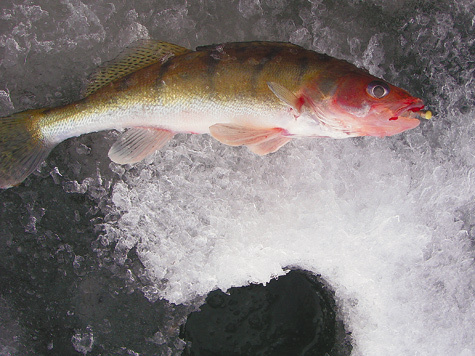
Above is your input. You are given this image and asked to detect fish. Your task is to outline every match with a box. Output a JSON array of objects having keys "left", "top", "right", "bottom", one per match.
[{"left": 0, "top": 40, "right": 431, "bottom": 189}]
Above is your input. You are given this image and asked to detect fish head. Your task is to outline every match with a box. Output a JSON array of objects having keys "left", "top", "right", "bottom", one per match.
[{"left": 322, "top": 72, "right": 425, "bottom": 137}]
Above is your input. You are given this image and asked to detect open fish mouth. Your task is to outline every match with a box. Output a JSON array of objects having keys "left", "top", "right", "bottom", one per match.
[
  {"left": 391, "top": 100, "right": 432, "bottom": 121},
  {"left": 398, "top": 108, "right": 432, "bottom": 120}
]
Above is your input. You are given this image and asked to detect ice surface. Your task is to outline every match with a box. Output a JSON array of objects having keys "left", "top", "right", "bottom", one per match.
[
  {"left": 0, "top": 0, "right": 474, "bottom": 355},
  {"left": 0, "top": 297, "right": 23, "bottom": 355}
]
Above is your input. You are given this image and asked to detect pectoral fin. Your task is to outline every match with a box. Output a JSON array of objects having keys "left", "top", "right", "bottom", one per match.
[
  {"left": 209, "top": 124, "right": 290, "bottom": 155},
  {"left": 108, "top": 127, "right": 174, "bottom": 164},
  {"left": 267, "top": 81, "right": 299, "bottom": 110}
]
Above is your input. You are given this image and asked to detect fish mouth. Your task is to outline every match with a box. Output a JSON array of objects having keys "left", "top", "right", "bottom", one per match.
[{"left": 391, "top": 99, "right": 431, "bottom": 121}]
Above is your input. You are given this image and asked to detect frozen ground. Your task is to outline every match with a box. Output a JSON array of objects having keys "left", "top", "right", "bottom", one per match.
[{"left": 0, "top": 0, "right": 474, "bottom": 355}]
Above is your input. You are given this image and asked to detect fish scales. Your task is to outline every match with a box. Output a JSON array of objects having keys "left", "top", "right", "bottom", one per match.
[{"left": 0, "top": 40, "right": 430, "bottom": 188}]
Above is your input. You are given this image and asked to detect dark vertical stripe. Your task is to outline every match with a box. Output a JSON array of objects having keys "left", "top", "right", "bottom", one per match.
[
  {"left": 296, "top": 55, "right": 309, "bottom": 85},
  {"left": 203, "top": 51, "right": 221, "bottom": 94},
  {"left": 116, "top": 73, "right": 135, "bottom": 92},
  {"left": 155, "top": 59, "right": 173, "bottom": 89},
  {"left": 250, "top": 46, "right": 284, "bottom": 92},
  {"left": 234, "top": 44, "right": 251, "bottom": 64}
]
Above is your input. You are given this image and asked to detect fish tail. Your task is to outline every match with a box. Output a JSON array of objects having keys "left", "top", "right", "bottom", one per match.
[{"left": 0, "top": 110, "right": 54, "bottom": 188}]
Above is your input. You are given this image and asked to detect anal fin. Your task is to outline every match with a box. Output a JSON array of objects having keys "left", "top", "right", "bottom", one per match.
[{"left": 108, "top": 127, "right": 174, "bottom": 164}]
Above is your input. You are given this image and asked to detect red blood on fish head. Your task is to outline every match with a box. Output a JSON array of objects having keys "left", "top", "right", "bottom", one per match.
[{"left": 330, "top": 73, "right": 424, "bottom": 137}]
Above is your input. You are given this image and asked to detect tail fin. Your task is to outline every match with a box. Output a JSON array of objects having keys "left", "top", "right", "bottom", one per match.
[{"left": 0, "top": 110, "right": 55, "bottom": 188}]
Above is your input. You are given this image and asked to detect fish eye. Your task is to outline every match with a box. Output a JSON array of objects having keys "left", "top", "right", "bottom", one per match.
[{"left": 367, "top": 81, "right": 390, "bottom": 99}]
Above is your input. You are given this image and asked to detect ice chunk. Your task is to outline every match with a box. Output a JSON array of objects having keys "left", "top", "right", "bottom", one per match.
[
  {"left": 103, "top": 119, "right": 475, "bottom": 355},
  {"left": 362, "top": 34, "right": 386, "bottom": 77},
  {"left": 0, "top": 90, "right": 14, "bottom": 110},
  {"left": 71, "top": 327, "right": 94, "bottom": 354},
  {"left": 238, "top": 0, "right": 263, "bottom": 19}
]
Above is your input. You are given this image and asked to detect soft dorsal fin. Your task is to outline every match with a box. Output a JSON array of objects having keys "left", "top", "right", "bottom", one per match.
[
  {"left": 84, "top": 40, "right": 192, "bottom": 96},
  {"left": 108, "top": 127, "right": 174, "bottom": 164}
]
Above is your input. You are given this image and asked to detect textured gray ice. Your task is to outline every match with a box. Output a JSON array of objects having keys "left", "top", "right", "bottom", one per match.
[{"left": 0, "top": 0, "right": 474, "bottom": 355}]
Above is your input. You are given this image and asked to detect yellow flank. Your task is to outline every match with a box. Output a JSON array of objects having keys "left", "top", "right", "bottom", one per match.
[
  {"left": 154, "top": 42, "right": 327, "bottom": 106},
  {"left": 79, "top": 42, "right": 327, "bottom": 109}
]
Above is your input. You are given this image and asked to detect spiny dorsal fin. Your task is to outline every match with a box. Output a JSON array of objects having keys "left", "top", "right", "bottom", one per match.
[
  {"left": 84, "top": 40, "right": 192, "bottom": 96},
  {"left": 108, "top": 127, "right": 174, "bottom": 164}
]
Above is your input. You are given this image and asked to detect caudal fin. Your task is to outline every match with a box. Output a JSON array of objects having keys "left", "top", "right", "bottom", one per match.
[{"left": 0, "top": 110, "right": 54, "bottom": 189}]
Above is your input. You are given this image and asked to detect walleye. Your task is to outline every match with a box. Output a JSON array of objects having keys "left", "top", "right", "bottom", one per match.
[{"left": 0, "top": 40, "right": 430, "bottom": 188}]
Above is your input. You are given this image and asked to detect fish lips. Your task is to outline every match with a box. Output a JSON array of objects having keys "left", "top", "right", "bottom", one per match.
[
  {"left": 392, "top": 98, "right": 425, "bottom": 121},
  {"left": 384, "top": 99, "right": 425, "bottom": 133},
  {"left": 363, "top": 99, "right": 424, "bottom": 137}
]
